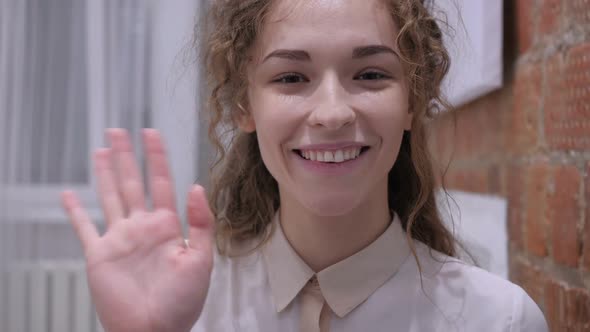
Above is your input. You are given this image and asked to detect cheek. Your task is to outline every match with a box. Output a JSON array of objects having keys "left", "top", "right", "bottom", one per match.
[
  {"left": 357, "top": 86, "right": 409, "bottom": 116},
  {"left": 249, "top": 87, "right": 305, "bottom": 140},
  {"left": 253, "top": 116, "right": 281, "bottom": 160},
  {"left": 254, "top": 127, "right": 284, "bottom": 186},
  {"left": 361, "top": 94, "right": 410, "bottom": 139},
  {"left": 249, "top": 101, "right": 298, "bottom": 174},
  {"left": 359, "top": 93, "right": 409, "bottom": 165}
]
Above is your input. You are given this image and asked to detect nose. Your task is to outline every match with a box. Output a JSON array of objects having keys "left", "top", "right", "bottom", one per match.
[{"left": 307, "top": 75, "right": 356, "bottom": 130}]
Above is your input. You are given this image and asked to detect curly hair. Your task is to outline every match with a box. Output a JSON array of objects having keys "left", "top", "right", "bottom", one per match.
[{"left": 199, "top": 0, "right": 458, "bottom": 267}]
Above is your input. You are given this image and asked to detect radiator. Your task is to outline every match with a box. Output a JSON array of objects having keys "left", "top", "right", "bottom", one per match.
[{"left": 2, "top": 261, "right": 104, "bottom": 332}]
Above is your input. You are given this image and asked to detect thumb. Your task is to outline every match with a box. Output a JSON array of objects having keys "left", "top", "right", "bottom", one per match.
[{"left": 186, "top": 185, "right": 214, "bottom": 254}]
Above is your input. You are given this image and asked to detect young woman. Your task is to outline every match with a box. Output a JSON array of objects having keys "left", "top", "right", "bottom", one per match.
[{"left": 61, "top": 0, "right": 549, "bottom": 331}]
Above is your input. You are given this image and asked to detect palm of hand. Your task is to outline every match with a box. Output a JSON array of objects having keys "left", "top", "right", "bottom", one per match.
[{"left": 61, "top": 129, "right": 213, "bottom": 332}]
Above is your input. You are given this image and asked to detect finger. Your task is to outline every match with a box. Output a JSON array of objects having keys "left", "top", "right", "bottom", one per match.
[
  {"left": 94, "top": 148, "right": 125, "bottom": 225},
  {"left": 186, "top": 185, "right": 214, "bottom": 254},
  {"left": 142, "top": 129, "right": 177, "bottom": 212},
  {"left": 61, "top": 190, "right": 99, "bottom": 254},
  {"left": 106, "top": 128, "right": 146, "bottom": 214}
]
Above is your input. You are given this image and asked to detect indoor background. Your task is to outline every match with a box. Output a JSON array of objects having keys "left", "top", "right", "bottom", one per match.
[{"left": 0, "top": 0, "right": 589, "bottom": 331}]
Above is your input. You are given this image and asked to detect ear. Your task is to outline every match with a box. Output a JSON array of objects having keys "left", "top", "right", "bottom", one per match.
[
  {"left": 235, "top": 101, "right": 256, "bottom": 133},
  {"left": 237, "top": 113, "right": 256, "bottom": 133}
]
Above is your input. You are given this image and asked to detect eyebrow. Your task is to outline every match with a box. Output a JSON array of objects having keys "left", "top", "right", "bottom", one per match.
[
  {"left": 261, "top": 45, "right": 399, "bottom": 63},
  {"left": 352, "top": 45, "right": 400, "bottom": 59},
  {"left": 262, "top": 49, "right": 311, "bottom": 63}
]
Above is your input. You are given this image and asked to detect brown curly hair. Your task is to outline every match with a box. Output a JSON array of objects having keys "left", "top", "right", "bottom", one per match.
[{"left": 198, "top": 0, "right": 458, "bottom": 267}]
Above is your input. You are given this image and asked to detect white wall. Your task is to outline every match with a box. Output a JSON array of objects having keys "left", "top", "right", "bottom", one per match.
[
  {"left": 149, "top": 0, "right": 203, "bottom": 234},
  {"left": 434, "top": 0, "right": 504, "bottom": 108}
]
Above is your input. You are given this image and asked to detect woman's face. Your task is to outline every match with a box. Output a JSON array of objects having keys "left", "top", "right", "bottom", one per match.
[{"left": 244, "top": 0, "right": 411, "bottom": 216}]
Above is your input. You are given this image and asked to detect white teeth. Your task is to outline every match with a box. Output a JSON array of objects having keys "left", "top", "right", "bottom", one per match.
[
  {"left": 298, "top": 147, "right": 365, "bottom": 163},
  {"left": 343, "top": 150, "right": 351, "bottom": 160},
  {"left": 324, "top": 151, "right": 334, "bottom": 162}
]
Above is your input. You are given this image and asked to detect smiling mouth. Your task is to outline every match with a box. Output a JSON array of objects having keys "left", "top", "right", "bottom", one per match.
[{"left": 292, "top": 146, "right": 370, "bottom": 163}]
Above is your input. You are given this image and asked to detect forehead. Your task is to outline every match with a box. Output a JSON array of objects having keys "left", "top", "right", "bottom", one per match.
[{"left": 254, "top": 0, "right": 399, "bottom": 58}]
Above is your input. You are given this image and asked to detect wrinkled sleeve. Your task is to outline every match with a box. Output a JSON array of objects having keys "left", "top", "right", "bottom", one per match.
[{"left": 511, "top": 285, "right": 549, "bottom": 332}]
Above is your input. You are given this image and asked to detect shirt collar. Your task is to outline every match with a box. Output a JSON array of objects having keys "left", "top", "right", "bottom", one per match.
[{"left": 262, "top": 212, "right": 411, "bottom": 317}]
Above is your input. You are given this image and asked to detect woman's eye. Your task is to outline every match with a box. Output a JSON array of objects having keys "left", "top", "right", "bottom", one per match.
[
  {"left": 355, "top": 71, "right": 389, "bottom": 80},
  {"left": 273, "top": 74, "right": 308, "bottom": 84}
]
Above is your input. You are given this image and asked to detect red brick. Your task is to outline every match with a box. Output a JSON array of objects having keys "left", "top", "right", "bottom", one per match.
[
  {"left": 488, "top": 165, "right": 502, "bottom": 195},
  {"left": 508, "top": 164, "right": 525, "bottom": 250},
  {"left": 565, "top": 0, "right": 590, "bottom": 28},
  {"left": 509, "top": 258, "right": 546, "bottom": 309},
  {"left": 516, "top": 0, "right": 536, "bottom": 54},
  {"left": 545, "top": 44, "right": 590, "bottom": 151},
  {"left": 538, "top": 0, "right": 562, "bottom": 35},
  {"left": 525, "top": 163, "right": 550, "bottom": 257},
  {"left": 475, "top": 92, "right": 506, "bottom": 151},
  {"left": 584, "top": 162, "right": 590, "bottom": 271},
  {"left": 544, "top": 53, "right": 566, "bottom": 149},
  {"left": 545, "top": 279, "right": 590, "bottom": 331},
  {"left": 443, "top": 168, "right": 490, "bottom": 194},
  {"left": 512, "top": 62, "right": 542, "bottom": 154},
  {"left": 453, "top": 108, "right": 484, "bottom": 161},
  {"left": 549, "top": 165, "right": 582, "bottom": 268},
  {"left": 453, "top": 110, "right": 475, "bottom": 160},
  {"left": 474, "top": 92, "right": 507, "bottom": 157},
  {"left": 430, "top": 89, "right": 509, "bottom": 165},
  {"left": 428, "top": 114, "right": 454, "bottom": 169},
  {"left": 545, "top": 278, "right": 565, "bottom": 331},
  {"left": 565, "top": 288, "right": 590, "bottom": 331}
]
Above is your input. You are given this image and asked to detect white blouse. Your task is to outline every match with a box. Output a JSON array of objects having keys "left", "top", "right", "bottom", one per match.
[{"left": 191, "top": 213, "right": 548, "bottom": 332}]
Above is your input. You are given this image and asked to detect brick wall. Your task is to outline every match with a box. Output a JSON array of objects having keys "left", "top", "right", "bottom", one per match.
[{"left": 429, "top": 0, "right": 590, "bottom": 330}]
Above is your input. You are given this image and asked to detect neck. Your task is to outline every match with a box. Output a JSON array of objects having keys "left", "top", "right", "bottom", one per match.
[{"left": 278, "top": 187, "right": 391, "bottom": 272}]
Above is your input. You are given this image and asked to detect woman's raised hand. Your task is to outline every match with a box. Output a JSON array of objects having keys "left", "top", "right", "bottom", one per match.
[{"left": 61, "top": 128, "right": 213, "bottom": 332}]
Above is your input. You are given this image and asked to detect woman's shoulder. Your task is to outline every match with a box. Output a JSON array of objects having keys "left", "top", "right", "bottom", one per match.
[
  {"left": 408, "top": 242, "right": 549, "bottom": 331},
  {"left": 411, "top": 241, "right": 520, "bottom": 294}
]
